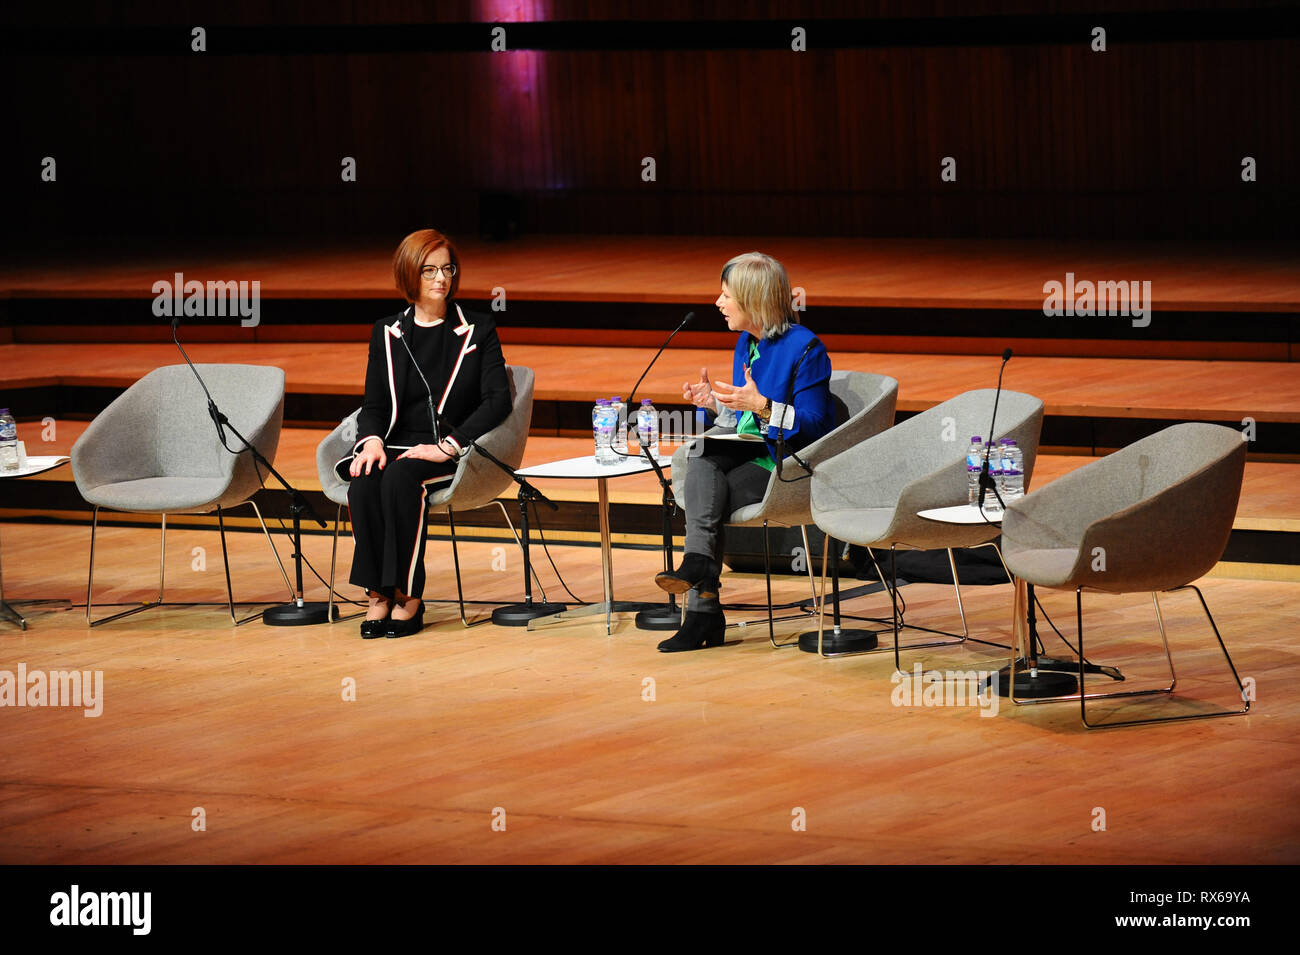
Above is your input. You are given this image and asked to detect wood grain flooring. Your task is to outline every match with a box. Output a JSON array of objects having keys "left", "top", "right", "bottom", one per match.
[{"left": 0, "top": 521, "right": 1296, "bottom": 864}]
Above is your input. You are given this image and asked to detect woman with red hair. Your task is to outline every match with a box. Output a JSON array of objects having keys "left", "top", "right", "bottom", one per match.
[{"left": 336, "top": 229, "right": 510, "bottom": 638}]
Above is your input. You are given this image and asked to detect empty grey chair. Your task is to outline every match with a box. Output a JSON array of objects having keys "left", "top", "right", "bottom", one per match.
[
  {"left": 670, "top": 371, "right": 899, "bottom": 646},
  {"left": 71, "top": 363, "right": 292, "bottom": 626},
  {"left": 810, "top": 388, "right": 1044, "bottom": 664},
  {"left": 1001, "top": 422, "right": 1250, "bottom": 728},
  {"left": 316, "top": 365, "right": 535, "bottom": 624}
]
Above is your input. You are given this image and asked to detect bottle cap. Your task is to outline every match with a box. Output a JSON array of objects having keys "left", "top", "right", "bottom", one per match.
[
  {"left": 971, "top": 436, "right": 982, "bottom": 442},
  {"left": 641, "top": 398, "right": 652, "bottom": 405}
]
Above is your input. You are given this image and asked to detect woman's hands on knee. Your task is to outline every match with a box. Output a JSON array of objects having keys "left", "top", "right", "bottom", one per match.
[
  {"left": 350, "top": 438, "right": 388, "bottom": 477},
  {"left": 397, "top": 442, "right": 455, "bottom": 464}
]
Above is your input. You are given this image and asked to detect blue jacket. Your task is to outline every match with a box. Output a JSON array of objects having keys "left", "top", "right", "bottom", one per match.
[{"left": 728, "top": 323, "right": 834, "bottom": 461}]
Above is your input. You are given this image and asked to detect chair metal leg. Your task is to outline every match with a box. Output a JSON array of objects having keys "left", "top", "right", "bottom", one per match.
[
  {"left": 1079, "top": 585, "right": 1251, "bottom": 729},
  {"left": 815, "top": 535, "right": 830, "bottom": 655},
  {"left": 447, "top": 507, "right": 472, "bottom": 627},
  {"left": 946, "top": 547, "right": 970, "bottom": 639},
  {"left": 85, "top": 505, "right": 98, "bottom": 624},
  {"left": 87, "top": 510, "right": 167, "bottom": 627},
  {"left": 0, "top": 524, "right": 28, "bottom": 630},
  {"left": 891, "top": 545, "right": 904, "bottom": 672},
  {"left": 1185, "top": 583, "right": 1251, "bottom": 708},
  {"left": 325, "top": 504, "right": 363, "bottom": 624},
  {"left": 801, "top": 525, "right": 818, "bottom": 609},
  {"left": 328, "top": 503, "right": 341, "bottom": 623},
  {"left": 246, "top": 498, "right": 294, "bottom": 599},
  {"left": 217, "top": 505, "right": 237, "bottom": 624},
  {"left": 759, "top": 521, "right": 804, "bottom": 648},
  {"left": 494, "top": 499, "right": 548, "bottom": 603}
]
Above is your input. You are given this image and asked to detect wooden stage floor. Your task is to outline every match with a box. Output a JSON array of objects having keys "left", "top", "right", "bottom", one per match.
[{"left": 1, "top": 520, "right": 1296, "bottom": 865}]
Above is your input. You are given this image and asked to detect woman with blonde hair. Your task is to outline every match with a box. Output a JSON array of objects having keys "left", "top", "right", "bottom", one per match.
[{"left": 654, "top": 252, "right": 833, "bottom": 651}]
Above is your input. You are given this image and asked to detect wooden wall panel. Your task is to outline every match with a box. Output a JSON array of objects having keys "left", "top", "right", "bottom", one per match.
[{"left": 3, "top": 12, "right": 1294, "bottom": 243}]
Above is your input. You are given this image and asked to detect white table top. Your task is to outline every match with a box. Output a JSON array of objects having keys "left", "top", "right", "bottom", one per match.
[
  {"left": 516, "top": 453, "right": 673, "bottom": 480},
  {"left": 1, "top": 456, "right": 70, "bottom": 479},
  {"left": 918, "top": 504, "right": 1002, "bottom": 525}
]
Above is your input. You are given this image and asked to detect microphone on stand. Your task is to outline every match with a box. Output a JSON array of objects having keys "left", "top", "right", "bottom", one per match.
[
  {"left": 170, "top": 314, "right": 328, "bottom": 627},
  {"left": 611, "top": 310, "right": 696, "bottom": 631},
  {"left": 626, "top": 311, "right": 695, "bottom": 417},
  {"left": 977, "top": 348, "right": 1013, "bottom": 512},
  {"left": 172, "top": 315, "right": 229, "bottom": 447}
]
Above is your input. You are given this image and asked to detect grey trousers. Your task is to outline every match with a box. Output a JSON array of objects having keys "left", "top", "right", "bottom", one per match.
[{"left": 682, "top": 439, "right": 772, "bottom": 612}]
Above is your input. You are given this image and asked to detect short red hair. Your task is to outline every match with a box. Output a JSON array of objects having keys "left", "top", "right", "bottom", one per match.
[{"left": 392, "top": 228, "right": 460, "bottom": 304}]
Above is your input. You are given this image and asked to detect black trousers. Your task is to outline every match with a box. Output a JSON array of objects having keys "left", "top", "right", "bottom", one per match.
[{"left": 347, "top": 450, "right": 458, "bottom": 600}]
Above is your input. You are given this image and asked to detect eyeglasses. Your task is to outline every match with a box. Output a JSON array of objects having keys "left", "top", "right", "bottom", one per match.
[{"left": 420, "top": 264, "right": 458, "bottom": 280}]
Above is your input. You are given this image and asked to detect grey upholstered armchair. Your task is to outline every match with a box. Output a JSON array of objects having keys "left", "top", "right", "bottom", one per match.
[
  {"left": 810, "top": 388, "right": 1044, "bottom": 664},
  {"left": 71, "top": 363, "right": 292, "bottom": 625},
  {"left": 1001, "top": 422, "right": 1251, "bottom": 728}
]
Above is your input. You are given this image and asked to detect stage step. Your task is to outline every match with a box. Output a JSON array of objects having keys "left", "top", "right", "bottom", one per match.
[
  {"left": 7, "top": 426, "right": 1298, "bottom": 578},
  {"left": 2, "top": 342, "right": 1299, "bottom": 457},
  {"left": 4, "top": 235, "right": 1297, "bottom": 360}
]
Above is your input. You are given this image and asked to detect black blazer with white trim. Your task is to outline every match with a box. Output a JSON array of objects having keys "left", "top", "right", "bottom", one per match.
[{"left": 350, "top": 302, "right": 511, "bottom": 461}]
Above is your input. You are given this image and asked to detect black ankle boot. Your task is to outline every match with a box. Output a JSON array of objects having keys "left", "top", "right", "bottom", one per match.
[
  {"left": 655, "top": 553, "right": 720, "bottom": 595},
  {"left": 657, "top": 611, "right": 726, "bottom": 652}
]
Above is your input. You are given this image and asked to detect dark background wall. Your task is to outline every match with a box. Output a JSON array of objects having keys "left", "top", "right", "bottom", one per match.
[{"left": 3, "top": 0, "right": 1296, "bottom": 248}]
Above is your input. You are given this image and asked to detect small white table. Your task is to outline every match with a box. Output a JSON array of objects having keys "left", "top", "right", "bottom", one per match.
[
  {"left": 917, "top": 504, "right": 1003, "bottom": 525},
  {"left": 517, "top": 452, "right": 672, "bottom": 635},
  {"left": 1, "top": 456, "right": 71, "bottom": 630}
]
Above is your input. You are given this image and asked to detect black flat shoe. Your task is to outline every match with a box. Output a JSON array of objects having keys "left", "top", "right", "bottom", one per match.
[
  {"left": 385, "top": 601, "right": 425, "bottom": 639},
  {"left": 360, "top": 618, "right": 388, "bottom": 639},
  {"left": 655, "top": 553, "right": 720, "bottom": 595},
  {"left": 657, "top": 611, "right": 726, "bottom": 652}
]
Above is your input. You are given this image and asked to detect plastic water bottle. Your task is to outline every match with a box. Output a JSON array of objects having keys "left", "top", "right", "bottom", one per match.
[
  {"left": 966, "top": 436, "right": 983, "bottom": 506},
  {"left": 636, "top": 399, "right": 659, "bottom": 458},
  {"left": 0, "top": 409, "right": 18, "bottom": 472},
  {"left": 982, "top": 441, "right": 1003, "bottom": 514},
  {"left": 1000, "top": 439, "right": 1024, "bottom": 504},
  {"left": 597, "top": 402, "right": 619, "bottom": 465},
  {"left": 592, "top": 399, "right": 611, "bottom": 464},
  {"left": 610, "top": 396, "right": 628, "bottom": 456}
]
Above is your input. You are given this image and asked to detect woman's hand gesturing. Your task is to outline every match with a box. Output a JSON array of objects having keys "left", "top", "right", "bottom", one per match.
[
  {"left": 682, "top": 367, "right": 713, "bottom": 409},
  {"left": 712, "top": 364, "right": 765, "bottom": 414},
  {"left": 350, "top": 438, "right": 387, "bottom": 477}
]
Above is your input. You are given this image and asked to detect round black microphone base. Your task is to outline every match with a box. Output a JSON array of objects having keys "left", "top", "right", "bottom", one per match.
[
  {"left": 635, "top": 604, "right": 682, "bottom": 630},
  {"left": 986, "top": 663, "right": 1079, "bottom": 698},
  {"left": 492, "top": 602, "right": 568, "bottom": 627},
  {"left": 797, "top": 627, "right": 880, "bottom": 654},
  {"left": 263, "top": 601, "right": 336, "bottom": 626}
]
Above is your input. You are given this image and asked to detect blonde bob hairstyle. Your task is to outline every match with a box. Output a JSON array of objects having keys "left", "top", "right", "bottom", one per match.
[
  {"left": 720, "top": 252, "right": 795, "bottom": 340},
  {"left": 392, "top": 228, "right": 461, "bottom": 304}
]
